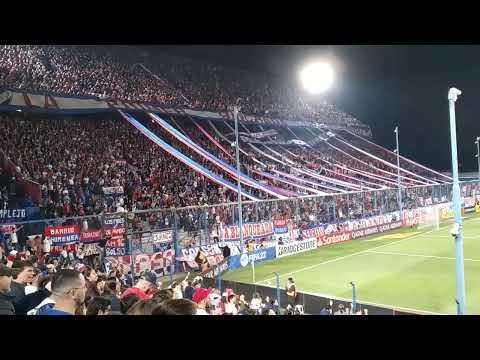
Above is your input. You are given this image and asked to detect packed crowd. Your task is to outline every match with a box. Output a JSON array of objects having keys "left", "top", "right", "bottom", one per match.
[
  {"left": 0, "top": 248, "right": 365, "bottom": 316},
  {"left": 0, "top": 45, "right": 367, "bottom": 130},
  {"left": 0, "top": 110, "right": 439, "bottom": 236}
]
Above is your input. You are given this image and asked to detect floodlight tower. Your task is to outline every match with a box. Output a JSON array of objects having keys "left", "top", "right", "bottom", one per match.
[
  {"left": 448, "top": 87, "right": 466, "bottom": 315},
  {"left": 394, "top": 127, "right": 402, "bottom": 218},
  {"left": 475, "top": 136, "right": 480, "bottom": 180},
  {"left": 232, "top": 105, "right": 244, "bottom": 253}
]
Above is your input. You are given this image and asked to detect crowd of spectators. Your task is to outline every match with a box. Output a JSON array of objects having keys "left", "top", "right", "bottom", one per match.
[
  {"left": 0, "top": 110, "right": 442, "bottom": 243},
  {"left": 0, "top": 45, "right": 368, "bottom": 132},
  {"left": 0, "top": 248, "right": 366, "bottom": 315}
]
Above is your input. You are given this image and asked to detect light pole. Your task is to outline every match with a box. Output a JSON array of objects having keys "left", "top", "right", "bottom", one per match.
[
  {"left": 394, "top": 127, "right": 402, "bottom": 218},
  {"left": 475, "top": 136, "right": 480, "bottom": 180},
  {"left": 448, "top": 87, "right": 466, "bottom": 315},
  {"left": 233, "top": 106, "right": 245, "bottom": 253}
]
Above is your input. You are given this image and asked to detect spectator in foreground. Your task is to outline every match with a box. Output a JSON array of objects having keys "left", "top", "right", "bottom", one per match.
[
  {"left": 10, "top": 260, "right": 36, "bottom": 310},
  {"left": 39, "top": 269, "right": 86, "bottom": 316},
  {"left": 126, "top": 299, "right": 160, "bottom": 315},
  {"left": 152, "top": 299, "right": 198, "bottom": 315},
  {"left": 14, "top": 274, "right": 52, "bottom": 315},
  {"left": 121, "top": 272, "right": 157, "bottom": 301},
  {"left": 192, "top": 287, "right": 213, "bottom": 315},
  {"left": 0, "top": 264, "right": 15, "bottom": 315},
  {"left": 86, "top": 296, "right": 111, "bottom": 315},
  {"left": 152, "top": 289, "right": 174, "bottom": 303},
  {"left": 120, "top": 294, "right": 140, "bottom": 315},
  {"left": 102, "top": 278, "right": 122, "bottom": 312}
]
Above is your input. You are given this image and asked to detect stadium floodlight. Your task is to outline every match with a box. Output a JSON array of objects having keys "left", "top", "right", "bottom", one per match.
[
  {"left": 475, "top": 136, "right": 480, "bottom": 180},
  {"left": 300, "top": 62, "right": 334, "bottom": 94},
  {"left": 447, "top": 87, "right": 466, "bottom": 315}
]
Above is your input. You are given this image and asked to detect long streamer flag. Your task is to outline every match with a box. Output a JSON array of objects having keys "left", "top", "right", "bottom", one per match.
[
  {"left": 119, "top": 111, "right": 259, "bottom": 201},
  {"left": 191, "top": 118, "right": 234, "bottom": 160},
  {"left": 341, "top": 128, "right": 452, "bottom": 182},
  {"left": 321, "top": 129, "right": 437, "bottom": 185},
  {"left": 200, "top": 118, "right": 314, "bottom": 194},
  {"left": 305, "top": 127, "right": 423, "bottom": 185},
  {"left": 149, "top": 113, "right": 290, "bottom": 199}
]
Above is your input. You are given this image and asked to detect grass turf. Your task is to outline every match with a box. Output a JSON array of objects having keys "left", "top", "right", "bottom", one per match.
[{"left": 222, "top": 213, "right": 480, "bottom": 314}]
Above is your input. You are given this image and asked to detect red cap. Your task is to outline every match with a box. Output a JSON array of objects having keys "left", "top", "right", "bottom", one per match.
[
  {"left": 121, "top": 287, "right": 150, "bottom": 301},
  {"left": 192, "top": 288, "right": 213, "bottom": 304}
]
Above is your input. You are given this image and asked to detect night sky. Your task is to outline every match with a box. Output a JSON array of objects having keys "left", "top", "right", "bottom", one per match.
[{"left": 144, "top": 45, "right": 480, "bottom": 173}]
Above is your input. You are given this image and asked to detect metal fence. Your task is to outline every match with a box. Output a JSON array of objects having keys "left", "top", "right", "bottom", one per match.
[{"left": 2, "top": 180, "right": 480, "bottom": 272}]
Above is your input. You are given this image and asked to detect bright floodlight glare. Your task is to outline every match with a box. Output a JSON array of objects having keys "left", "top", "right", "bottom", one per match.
[{"left": 300, "top": 62, "right": 334, "bottom": 94}]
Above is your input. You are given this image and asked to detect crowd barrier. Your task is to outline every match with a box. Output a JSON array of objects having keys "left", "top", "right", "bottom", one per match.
[{"left": 1, "top": 180, "right": 480, "bottom": 278}]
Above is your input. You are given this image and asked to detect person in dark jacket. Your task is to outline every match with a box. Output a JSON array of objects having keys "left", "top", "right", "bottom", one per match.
[
  {"left": 14, "top": 275, "right": 52, "bottom": 315},
  {"left": 101, "top": 278, "right": 121, "bottom": 312},
  {"left": 0, "top": 264, "right": 15, "bottom": 315},
  {"left": 10, "top": 260, "right": 36, "bottom": 310}
]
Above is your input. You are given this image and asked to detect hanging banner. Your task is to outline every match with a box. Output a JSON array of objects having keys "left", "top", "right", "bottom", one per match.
[
  {"left": 134, "top": 249, "right": 175, "bottom": 276},
  {"left": 0, "top": 206, "right": 41, "bottom": 224},
  {"left": 273, "top": 219, "right": 289, "bottom": 234},
  {"left": 44, "top": 225, "right": 80, "bottom": 245},
  {"left": 152, "top": 230, "right": 173, "bottom": 252},
  {"left": 103, "top": 213, "right": 126, "bottom": 256},
  {"left": 80, "top": 229, "right": 102, "bottom": 243},
  {"left": 178, "top": 244, "right": 224, "bottom": 269},
  {"left": 222, "top": 221, "right": 274, "bottom": 241}
]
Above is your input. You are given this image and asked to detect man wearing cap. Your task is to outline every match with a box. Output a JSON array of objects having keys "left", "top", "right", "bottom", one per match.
[
  {"left": 121, "top": 271, "right": 157, "bottom": 301},
  {"left": 0, "top": 264, "right": 15, "bottom": 315},
  {"left": 192, "top": 287, "right": 213, "bottom": 315}
]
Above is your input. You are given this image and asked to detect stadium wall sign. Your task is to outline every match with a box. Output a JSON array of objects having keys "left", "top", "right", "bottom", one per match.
[
  {"left": 0, "top": 89, "right": 371, "bottom": 136},
  {"left": 228, "top": 246, "right": 276, "bottom": 271},
  {"left": 315, "top": 220, "right": 404, "bottom": 248},
  {"left": 276, "top": 238, "right": 317, "bottom": 258}
]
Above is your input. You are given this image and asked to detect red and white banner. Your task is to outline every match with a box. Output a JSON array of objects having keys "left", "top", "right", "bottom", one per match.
[
  {"left": 80, "top": 230, "right": 102, "bottom": 242},
  {"left": 44, "top": 225, "right": 80, "bottom": 245},
  {"left": 178, "top": 244, "right": 224, "bottom": 269},
  {"left": 222, "top": 221, "right": 274, "bottom": 241},
  {"left": 152, "top": 230, "right": 173, "bottom": 244},
  {"left": 105, "top": 249, "right": 175, "bottom": 276}
]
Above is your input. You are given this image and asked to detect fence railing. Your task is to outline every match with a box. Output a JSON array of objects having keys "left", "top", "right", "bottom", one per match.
[{"left": 1, "top": 180, "right": 480, "bottom": 275}]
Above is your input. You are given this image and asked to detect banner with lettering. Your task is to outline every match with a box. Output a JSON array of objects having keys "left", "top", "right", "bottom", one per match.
[
  {"left": 273, "top": 219, "right": 289, "bottom": 234},
  {"left": 103, "top": 214, "right": 127, "bottom": 256},
  {"left": 222, "top": 221, "right": 274, "bottom": 241},
  {"left": 177, "top": 244, "right": 224, "bottom": 269},
  {"left": 80, "top": 229, "right": 102, "bottom": 243},
  {"left": 44, "top": 225, "right": 80, "bottom": 245},
  {"left": 152, "top": 230, "right": 173, "bottom": 252},
  {"left": 0, "top": 206, "right": 41, "bottom": 224}
]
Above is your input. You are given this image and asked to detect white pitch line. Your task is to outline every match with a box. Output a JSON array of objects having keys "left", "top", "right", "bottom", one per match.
[
  {"left": 259, "top": 227, "right": 439, "bottom": 284},
  {"left": 257, "top": 283, "right": 445, "bottom": 315},
  {"left": 298, "top": 289, "right": 445, "bottom": 315},
  {"left": 366, "top": 250, "right": 480, "bottom": 262}
]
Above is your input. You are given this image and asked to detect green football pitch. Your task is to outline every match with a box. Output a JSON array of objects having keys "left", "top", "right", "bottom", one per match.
[{"left": 222, "top": 213, "right": 480, "bottom": 315}]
